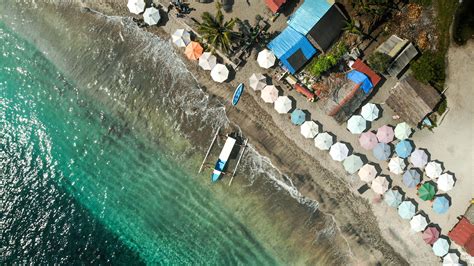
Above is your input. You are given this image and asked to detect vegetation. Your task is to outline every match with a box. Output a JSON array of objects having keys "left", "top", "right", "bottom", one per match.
[
  {"left": 410, "top": 0, "right": 431, "bottom": 7},
  {"left": 410, "top": 51, "right": 445, "bottom": 90},
  {"left": 437, "top": 98, "right": 448, "bottom": 115},
  {"left": 351, "top": 0, "right": 398, "bottom": 33},
  {"left": 343, "top": 19, "right": 363, "bottom": 36},
  {"left": 236, "top": 16, "right": 271, "bottom": 52},
  {"left": 435, "top": 0, "right": 459, "bottom": 53},
  {"left": 196, "top": 3, "right": 239, "bottom": 54},
  {"left": 367, "top": 52, "right": 391, "bottom": 73},
  {"left": 453, "top": 0, "right": 474, "bottom": 45},
  {"left": 306, "top": 42, "right": 348, "bottom": 77}
]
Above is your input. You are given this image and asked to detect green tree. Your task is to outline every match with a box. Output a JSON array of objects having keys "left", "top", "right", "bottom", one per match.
[
  {"left": 367, "top": 52, "right": 391, "bottom": 73},
  {"left": 410, "top": 52, "right": 445, "bottom": 89},
  {"left": 196, "top": 4, "right": 239, "bottom": 53}
]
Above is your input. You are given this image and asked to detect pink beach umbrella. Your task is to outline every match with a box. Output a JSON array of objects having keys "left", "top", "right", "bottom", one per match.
[
  {"left": 376, "top": 125, "right": 394, "bottom": 143},
  {"left": 261, "top": 85, "right": 279, "bottom": 103},
  {"left": 359, "top": 131, "right": 378, "bottom": 150},
  {"left": 422, "top": 226, "right": 440, "bottom": 245}
]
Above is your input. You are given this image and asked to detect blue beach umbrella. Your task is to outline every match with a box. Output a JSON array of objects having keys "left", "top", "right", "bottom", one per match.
[
  {"left": 384, "top": 190, "right": 403, "bottom": 207},
  {"left": 373, "top": 142, "right": 391, "bottom": 161},
  {"left": 403, "top": 169, "right": 421, "bottom": 188},
  {"left": 398, "top": 200, "right": 416, "bottom": 220},
  {"left": 291, "top": 109, "right": 306, "bottom": 126},
  {"left": 395, "top": 140, "right": 413, "bottom": 158},
  {"left": 433, "top": 196, "right": 450, "bottom": 214}
]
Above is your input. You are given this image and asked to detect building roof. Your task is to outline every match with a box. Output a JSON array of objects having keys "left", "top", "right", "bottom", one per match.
[
  {"left": 265, "top": 0, "right": 286, "bottom": 13},
  {"left": 448, "top": 217, "right": 474, "bottom": 256},
  {"left": 352, "top": 59, "right": 382, "bottom": 87},
  {"left": 347, "top": 70, "right": 373, "bottom": 94},
  {"left": 287, "top": 0, "right": 332, "bottom": 35},
  {"left": 376, "top": 35, "right": 409, "bottom": 58},
  {"left": 306, "top": 4, "right": 347, "bottom": 52},
  {"left": 386, "top": 76, "right": 442, "bottom": 126},
  {"left": 268, "top": 27, "right": 317, "bottom": 74},
  {"left": 387, "top": 43, "right": 419, "bottom": 77}
]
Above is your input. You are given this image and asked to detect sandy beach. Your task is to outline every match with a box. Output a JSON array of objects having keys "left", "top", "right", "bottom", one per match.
[{"left": 4, "top": 0, "right": 473, "bottom": 264}]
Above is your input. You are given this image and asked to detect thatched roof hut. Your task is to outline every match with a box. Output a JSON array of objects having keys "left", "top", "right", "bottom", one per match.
[{"left": 386, "top": 76, "right": 442, "bottom": 127}]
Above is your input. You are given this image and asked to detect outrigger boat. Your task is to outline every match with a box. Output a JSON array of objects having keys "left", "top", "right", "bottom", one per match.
[
  {"left": 211, "top": 135, "right": 236, "bottom": 182},
  {"left": 232, "top": 83, "right": 244, "bottom": 106}
]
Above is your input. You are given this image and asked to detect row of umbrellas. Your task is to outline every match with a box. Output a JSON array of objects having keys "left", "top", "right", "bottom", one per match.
[
  {"left": 127, "top": 0, "right": 161, "bottom": 25},
  {"left": 356, "top": 123, "right": 412, "bottom": 144}
]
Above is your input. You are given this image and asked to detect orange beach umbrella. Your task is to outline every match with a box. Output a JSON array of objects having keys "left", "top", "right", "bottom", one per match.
[{"left": 185, "top": 42, "right": 203, "bottom": 60}]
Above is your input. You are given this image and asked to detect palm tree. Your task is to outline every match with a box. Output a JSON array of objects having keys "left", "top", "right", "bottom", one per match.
[
  {"left": 343, "top": 19, "right": 363, "bottom": 36},
  {"left": 196, "top": 3, "right": 239, "bottom": 54}
]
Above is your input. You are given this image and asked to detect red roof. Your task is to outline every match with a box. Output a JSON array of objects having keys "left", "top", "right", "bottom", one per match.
[
  {"left": 352, "top": 59, "right": 382, "bottom": 88},
  {"left": 265, "top": 0, "right": 286, "bottom": 13},
  {"left": 448, "top": 217, "right": 474, "bottom": 256}
]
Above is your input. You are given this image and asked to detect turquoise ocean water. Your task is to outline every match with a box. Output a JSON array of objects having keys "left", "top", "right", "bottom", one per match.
[{"left": 1, "top": 4, "right": 346, "bottom": 264}]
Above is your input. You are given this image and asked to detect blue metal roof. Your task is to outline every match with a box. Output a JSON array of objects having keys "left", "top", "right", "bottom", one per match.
[{"left": 287, "top": 0, "right": 332, "bottom": 35}]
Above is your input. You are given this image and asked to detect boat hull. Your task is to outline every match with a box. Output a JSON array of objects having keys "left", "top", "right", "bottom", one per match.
[{"left": 232, "top": 83, "right": 244, "bottom": 106}]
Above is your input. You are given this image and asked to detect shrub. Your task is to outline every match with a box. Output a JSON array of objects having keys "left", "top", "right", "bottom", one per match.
[
  {"left": 367, "top": 52, "right": 391, "bottom": 73},
  {"left": 306, "top": 42, "right": 348, "bottom": 77},
  {"left": 410, "top": 52, "right": 445, "bottom": 90},
  {"left": 410, "top": 0, "right": 432, "bottom": 6},
  {"left": 437, "top": 98, "right": 448, "bottom": 115}
]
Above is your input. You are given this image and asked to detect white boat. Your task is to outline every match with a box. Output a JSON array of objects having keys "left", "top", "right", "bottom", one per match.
[{"left": 211, "top": 136, "right": 236, "bottom": 182}]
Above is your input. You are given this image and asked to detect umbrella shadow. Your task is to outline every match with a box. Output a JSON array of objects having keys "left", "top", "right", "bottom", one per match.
[
  {"left": 326, "top": 132, "right": 337, "bottom": 143},
  {"left": 406, "top": 197, "right": 419, "bottom": 211},
  {"left": 371, "top": 163, "right": 383, "bottom": 175},
  {"left": 287, "top": 95, "right": 297, "bottom": 113},
  {"left": 432, "top": 159, "right": 446, "bottom": 173},
  {"left": 416, "top": 210, "right": 431, "bottom": 224},
  {"left": 354, "top": 153, "right": 369, "bottom": 165},
  {"left": 412, "top": 167, "right": 424, "bottom": 183},
  {"left": 313, "top": 120, "right": 323, "bottom": 132},
  {"left": 301, "top": 109, "right": 311, "bottom": 122},
  {"left": 382, "top": 175, "right": 393, "bottom": 188},
  {"left": 437, "top": 193, "right": 452, "bottom": 205},
  {"left": 391, "top": 186, "right": 406, "bottom": 200}
]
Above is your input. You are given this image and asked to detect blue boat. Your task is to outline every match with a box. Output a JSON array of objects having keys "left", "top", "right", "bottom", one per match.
[
  {"left": 232, "top": 83, "right": 244, "bottom": 106},
  {"left": 211, "top": 136, "right": 237, "bottom": 182}
]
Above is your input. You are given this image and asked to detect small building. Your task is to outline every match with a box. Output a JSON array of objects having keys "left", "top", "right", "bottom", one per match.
[
  {"left": 448, "top": 217, "right": 474, "bottom": 256},
  {"left": 268, "top": 27, "right": 317, "bottom": 74},
  {"left": 386, "top": 76, "right": 442, "bottom": 127},
  {"left": 375, "top": 35, "right": 419, "bottom": 78},
  {"left": 265, "top": 0, "right": 286, "bottom": 13}
]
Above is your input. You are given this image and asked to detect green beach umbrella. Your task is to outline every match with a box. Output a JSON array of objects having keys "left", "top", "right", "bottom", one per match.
[
  {"left": 394, "top": 122, "right": 412, "bottom": 140},
  {"left": 343, "top": 154, "right": 364, "bottom": 174},
  {"left": 418, "top": 182, "right": 436, "bottom": 201}
]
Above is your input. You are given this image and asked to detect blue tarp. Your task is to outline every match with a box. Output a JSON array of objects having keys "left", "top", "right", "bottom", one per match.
[
  {"left": 287, "top": 0, "right": 332, "bottom": 35},
  {"left": 268, "top": 27, "right": 316, "bottom": 74},
  {"left": 347, "top": 70, "right": 373, "bottom": 94}
]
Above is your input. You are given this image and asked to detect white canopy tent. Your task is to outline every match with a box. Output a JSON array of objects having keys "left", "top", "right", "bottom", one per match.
[
  {"left": 371, "top": 176, "right": 389, "bottom": 194},
  {"left": 314, "top": 132, "right": 333, "bottom": 151},
  {"left": 329, "top": 142, "right": 350, "bottom": 162},
  {"left": 361, "top": 103, "right": 380, "bottom": 121},
  {"left": 127, "top": 0, "right": 146, "bottom": 14},
  {"left": 274, "top": 96, "right": 293, "bottom": 114},
  {"left": 388, "top": 157, "right": 406, "bottom": 175},
  {"left": 143, "top": 7, "right": 161, "bottom": 25},
  {"left": 171, "top": 29, "right": 191, "bottom": 48},
  {"left": 210, "top": 64, "right": 229, "bottom": 83},
  {"left": 257, "top": 49, "right": 276, "bottom": 69},
  {"left": 300, "top": 121, "right": 320, "bottom": 139},
  {"left": 410, "top": 214, "right": 428, "bottom": 232},
  {"left": 199, "top": 52, "right": 217, "bottom": 71},
  {"left": 249, "top": 73, "right": 266, "bottom": 91}
]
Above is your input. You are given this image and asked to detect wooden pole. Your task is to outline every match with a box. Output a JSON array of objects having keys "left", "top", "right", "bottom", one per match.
[
  {"left": 228, "top": 139, "right": 248, "bottom": 186},
  {"left": 198, "top": 127, "right": 220, "bottom": 173}
]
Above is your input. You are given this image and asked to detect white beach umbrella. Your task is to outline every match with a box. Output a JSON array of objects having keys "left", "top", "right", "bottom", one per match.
[
  {"left": 347, "top": 115, "right": 367, "bottom": 134},
  {"left": 371, "top": 176, "right": 389, "bottom": 194},
  {"left": 314, "top": 132, "right": 333, "bottom": 151},
  {"left": 274, "top": 96, "right": 293, "bottom": 114},
  {"left": 143, "top": 7, "right": 161, "bottom": 25},
  {"left": 358, "top": 164, "right": 377, "bottom": 183},
  {"left": 249, "top": 73, "right": 266, "bottom": 91},
  {"left": 127, "top": 0, "right": 145, "bottom": 14},
  {"left": 395, "top": 122, "right": 412, "bottom": 140},
  {"left": 410, "top": 149, "right": 429, "bottom": 168},
  {"left": 410, "top": 214, "right": 428, "bottom": 232},
  {"left": 425, "top": 161, "right": 443, "bottom": 179},
  {"left": 300, "top": 121, "right": 320, "bottom": 139},
  {"left": 261, "top": 85, "right": 279, "bottom": 103},
  {"left": 433, "top": 238, "right": 450, "bottom": 257},
  {"left": 171, "top": 29, "right": 191, "bottom": 48},
  {"left": 437, "top": 173, "right": 455, "bottom": 192},
  {"left": 343, "top": 154, "right": 364, "bottom": 174},
  {"left": 388, "top": 157, "right": 406, "bottom": 175},
  {"left": 329, "top": 142, "right": 350, "bottom": 162},
  {"left": 361, "top": 103, "right": 380, "bottom": 121},
  {"left": 257, "top": 49, "right": 276, "bottom": 69},
  {"left": 210, "top": 64, "right": 229, "bottom": 83},
  {"left": 198, "top": 52, "right": 217, "bottom": 71},
  {"left": 443, "top": 253, "right": 460, "bottom": 266}
]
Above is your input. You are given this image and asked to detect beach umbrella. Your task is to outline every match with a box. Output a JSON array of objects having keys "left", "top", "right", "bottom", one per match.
[
  {"left": 343, "top": 154, "right": 364, "bottom": 174},
  {"left": 384, "top": 189, "right": 403, "bottom": 207},
  {"left": 171, "top": 29, "right": 191, "bottom": 48},
  {"left": 398, "top": 200, "right": 416, "bottom": 220},
  {"left": 402, "top": 169, "right": 421, "bottom": 188},
  {"left": 388, "top": 157, "right": 406, "bottom": 175},
  {"left": 127, "top": 0, "right": 145, "bottom": 14},
  {"left": 371, "top": 176, "right": 389, "bottom": 195},
  {"left": 300, "top": 121, "right": 319, "bottom": 138},
  {"left": 425, "top": 161, "right": 443, "bottom": 179},
  {"left": 198, "top": 52, "right": 217, "bottom": 71},
  {"left": 274, "top": 96, "right": 293, "bottom": 114},
  {"left": 395, "top": 122, "right": 412, "bottom": 140},
  {"left": 314, "top": 132, "right": 333, "bottom": 151},
  {"left": 359, "top": 131, "right": 378, "bottom": 150},
  {"left": 410, "top": 214, "right": 428, "bottom": 232},
  {"left": 210, "top": 64, "right": 229, "bottom": 83},
  {"left": 185, "top": 42, "right": 204, "bottom": 60},
  {"left": 433, "top": 196, "right": 450, "bottom": 214},
  {"left": 329, "top": 142, "right": 350, "bottom": 162},
  {"left": 373, "top": 142, "right": 391, "bottom": 161},
  {"left": 291, "top": 109, "right": 306, "bottom": 126},
  {"left": 395, "top": 140, "right": 413, "bottom": 159},
  {"left": 376, "top": 125, "right": 394, "bottom": 143},
  {"left": 358, "top": 164, "right": 378, "bottom": 183},
  {"left": 410, "top": 149, "right": 429, "bottom": 168},
  {"left": 422, "top": 226, "right": 440, "bottom": 245},
  {"left": 249, "top": 73, "right": 266, "bottom": 91},
  {"left": 143, "top": 7, "right": 161, "bottom": 25},
  {"left": 418, "top": 182, "right": 436, "bottom": 201},
  {"left": 347, "top": 115, "right": 367, "bottom": 134},
  {"left": 443, "top": 253, "right": 460, "bottom": 266},
  {"left": 437, "top": 173, "right": 455, "bottom": 192},
  {"left": 433, "top": 238, "right": 449, "bottom": 257},
  {"left": 261, "top": 85, "right": 279, "bottom": 103},
  {"left": 257, "top": 49, "right": 276, "bottom": 69},
  {"left": 361, "top": 103, "right": 380, "bottom": 121}
]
